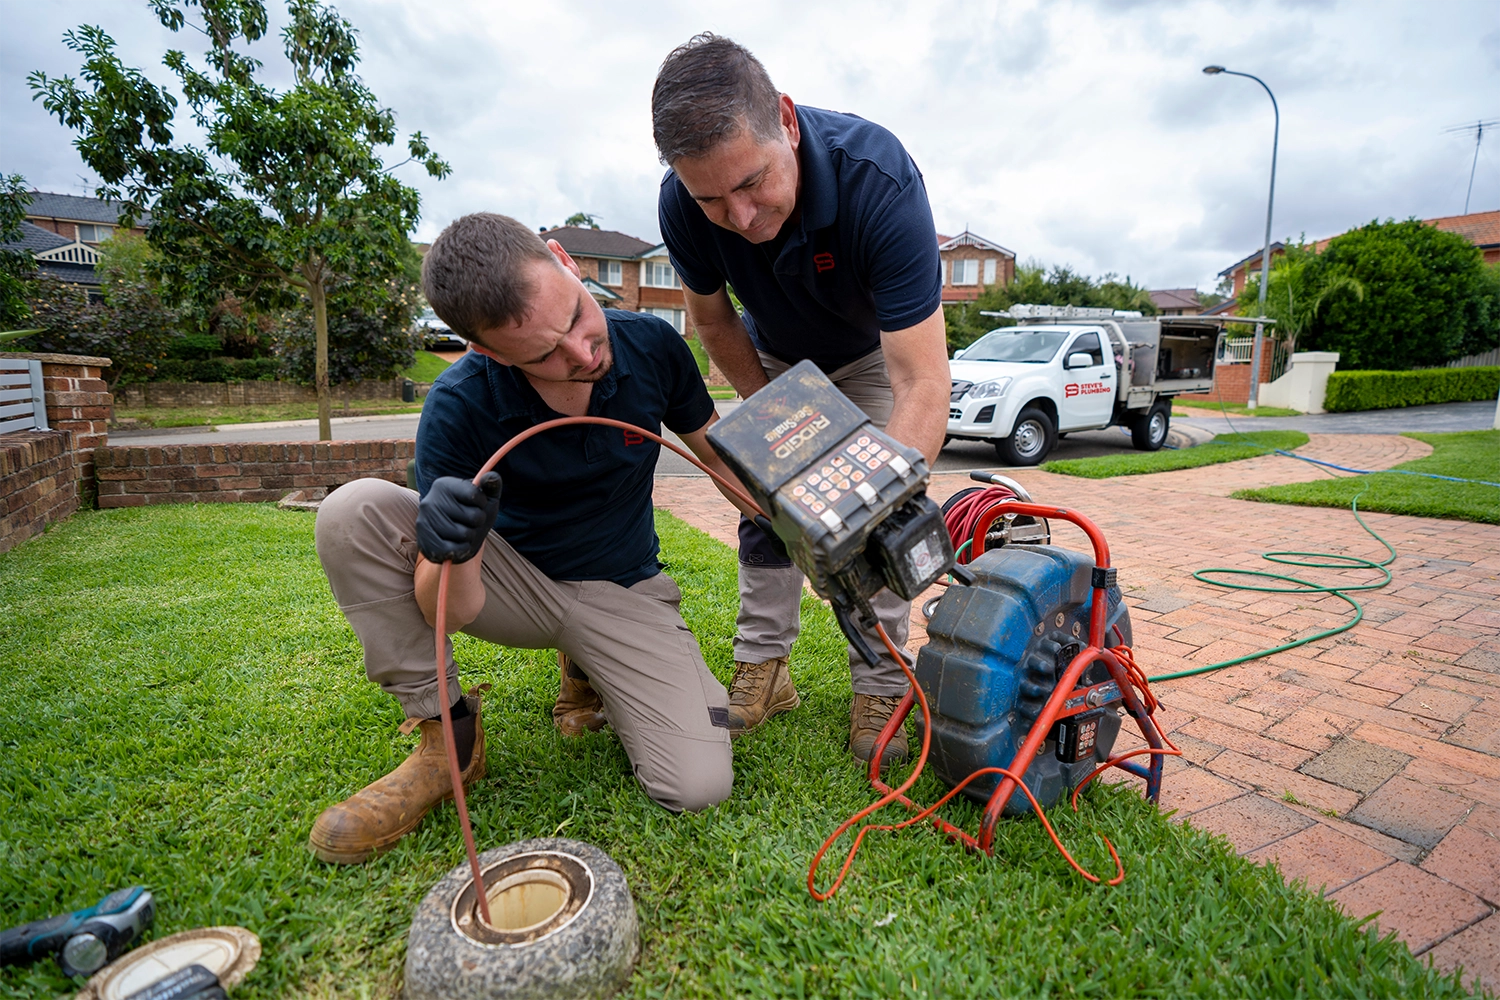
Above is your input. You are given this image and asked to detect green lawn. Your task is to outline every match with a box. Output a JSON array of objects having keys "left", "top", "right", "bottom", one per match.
[
  {"left": 0, "top": 506, "right": 1472, "bottom": 998},
  {"left": 401, "top": 351, "right": 452, "bottom": 384},
  {"left": 1042, "top": 431, "right": 1311, "bottom": 479},
  {"left": 113, "top": 398, "right": 426, "bottom": 429},
  {"left": 1235, "top": 430, "right": 1500, "bottom": 524},
  {"left": 1173, "top": 400, "right": 1302, "bottom": 418}
]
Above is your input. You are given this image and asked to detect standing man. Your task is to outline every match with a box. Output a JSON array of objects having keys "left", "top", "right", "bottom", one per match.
[
  {"left": 308, "top": 213, "right": 754, "bottom": 864},
  {"left": 651, "top": 34, "right": 950, "bottom": 766}
]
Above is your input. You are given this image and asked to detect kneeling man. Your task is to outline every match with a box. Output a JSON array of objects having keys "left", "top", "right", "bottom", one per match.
[{"left": 309, "top": 212, "right": 752, "bottom": 864}]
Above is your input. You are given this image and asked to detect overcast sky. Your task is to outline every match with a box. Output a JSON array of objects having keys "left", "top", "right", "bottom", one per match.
[{"left": 4, "top": 0, "right": 1497, "bottom": 293}]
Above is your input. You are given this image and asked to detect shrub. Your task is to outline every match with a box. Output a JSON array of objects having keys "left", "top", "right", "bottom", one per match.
[
  {"left": 1277, "top": 219, "right": 1500, "bottom": 370},
  {"left": 23, "top": 274, "right": 178, "bottom": 385},
  {"left": 1323, "top": 366, "right": 1500, "bottom": 412}
]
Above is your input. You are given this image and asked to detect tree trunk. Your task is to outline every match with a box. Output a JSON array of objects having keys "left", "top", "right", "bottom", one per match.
[{"left": 312, "top": 277, "right": 331, "bottom": 441}]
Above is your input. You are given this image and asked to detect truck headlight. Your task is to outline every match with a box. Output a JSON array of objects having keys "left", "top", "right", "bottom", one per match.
[{"left": 968, "top": 377, "right": 1012, "bottom": 399}]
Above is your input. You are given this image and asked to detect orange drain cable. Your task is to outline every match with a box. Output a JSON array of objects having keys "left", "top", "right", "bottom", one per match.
[
  {"left": 807, "top": 616, "right": 1182, "bottom": 900},
  {"left": 431, "top": 416, "right": 762, "bottom": 928}
]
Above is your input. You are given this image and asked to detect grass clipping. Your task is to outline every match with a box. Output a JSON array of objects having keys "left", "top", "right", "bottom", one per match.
[
  {"left": 1043, "top": 430, "right": 1310, "bottom": 479},
  {"left": 1235, "top": 430, "right": 1500, "bottom": 525},
  {"left": 0, "top": 504, "right": 1473, "bottom": 998}
]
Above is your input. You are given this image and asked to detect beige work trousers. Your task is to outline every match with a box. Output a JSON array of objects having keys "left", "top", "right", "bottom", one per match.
[
  {"left": 315, "top": 478, "right": 732, "bottom": 812},
  {"left": 735, "top": 348, "right": 913, "bottom": 696}
]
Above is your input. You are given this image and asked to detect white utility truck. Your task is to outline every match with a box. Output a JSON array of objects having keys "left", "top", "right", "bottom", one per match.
[{"left": 945, "top": 304, "right": 1270, "bottom": 465}]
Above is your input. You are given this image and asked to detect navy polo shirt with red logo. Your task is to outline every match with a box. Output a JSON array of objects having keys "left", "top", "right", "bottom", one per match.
[
  {"left": 658, "top": 105, "right": 943, "bottom": 374},
  {"left": 415, "top": 310, "right": 714, "bottom": 588}
]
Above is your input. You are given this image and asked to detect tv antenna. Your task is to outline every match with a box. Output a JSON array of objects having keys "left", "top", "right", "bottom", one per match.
[{"left": 1444, "top": 118, "right": 1500, "bottom": 215}]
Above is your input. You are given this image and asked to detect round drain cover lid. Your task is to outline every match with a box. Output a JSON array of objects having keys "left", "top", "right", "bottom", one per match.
[{"left": 76, "top": 926, "right": 261, "bottom": 1000}]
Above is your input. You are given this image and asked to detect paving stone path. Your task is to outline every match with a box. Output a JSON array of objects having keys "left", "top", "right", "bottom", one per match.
[{"left": 653, "top": 432, "right": 1499, "bottom": 990}]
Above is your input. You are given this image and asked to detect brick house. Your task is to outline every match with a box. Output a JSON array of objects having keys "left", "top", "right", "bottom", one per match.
[
  {"left": 7, "top": 191, "right": 153, "bottom": 297},
  {"left": 540, "top": 226, "right": 693, "bottom": 334},
  {"left": 23, "top": 191, "right": 149, "bottom": 246},
  {"left": 1148, "top": 288, "right": 1204, "bottom": 316},
  {"left": 937, "top": 230, "right": 1014, "bottom": 304}
]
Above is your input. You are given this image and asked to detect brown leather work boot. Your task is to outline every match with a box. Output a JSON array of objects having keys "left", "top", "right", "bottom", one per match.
[
  {"left": 553, "top": 652, "right": 607, "bottom": 737},
  {"left": 725, "top": 655, "right": 800, "bottom": 738},
  {"left": 308, "top": 689, "right": 488, "bottom": 864},
  {"left": 849, "top": 693, "right": 909, "bottom": 768}
]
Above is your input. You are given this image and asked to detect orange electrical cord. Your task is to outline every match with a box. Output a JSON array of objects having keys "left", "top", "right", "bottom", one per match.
[
  {"left": 807, "top": 494, "right": 1181, "bottom": 900},
  {"left": 430, "top": 416, "right": 764, "bottom": 928}
]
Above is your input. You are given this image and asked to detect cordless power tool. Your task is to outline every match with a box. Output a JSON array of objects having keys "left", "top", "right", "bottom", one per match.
[{"left": 0, "top": 886, "right": 154, "bottom": 977}]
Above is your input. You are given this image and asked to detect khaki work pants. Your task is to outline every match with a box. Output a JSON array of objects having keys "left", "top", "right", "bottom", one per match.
[
  {"left": 734, "top": 348, "right": 913, "bottom": 696},
  {"left": 315, "top": 478, "right": 732, "bottom": 813}
]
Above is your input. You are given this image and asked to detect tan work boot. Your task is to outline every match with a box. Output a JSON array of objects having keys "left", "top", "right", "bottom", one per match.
[
  {"left": 725, "top": 655, "right": 801, "bottom": 738},
  {"left": 850, "top": 693, "right": 909, "bottom": 768},
  {"left": 308, "top": 688, "right": 487, "bottom": 864},
  {"left": 553, "top": 653, "right": 607, "bottom": 737}
]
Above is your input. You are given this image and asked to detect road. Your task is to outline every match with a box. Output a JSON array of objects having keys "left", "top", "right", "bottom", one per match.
[{"left": 109, "top": 398, "right": 1495, "bottom": 476}]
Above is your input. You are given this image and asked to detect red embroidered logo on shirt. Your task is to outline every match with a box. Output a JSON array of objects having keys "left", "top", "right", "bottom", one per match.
[
  {"left": 623, "top": 430, "right": 645, "bottom": 446},
  {"left": 813, "top": 252, "right": 836, "bottom": 273}
]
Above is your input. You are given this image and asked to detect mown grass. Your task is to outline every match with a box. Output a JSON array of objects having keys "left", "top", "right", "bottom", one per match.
[
  {"left": 114, "top": 398, "right": 427, "bottom": 429},
  {"left": 0, "top": 505, "right": 1476, "bottom": 998},
  {"left": 1172, "top": 400, "right": 1302, "bottom": 418},
  {"left": 1235, "top": 430, "right": 1500, "bottom": 524},
  {"left": 400, "top": 351, "right": 452, "bottom": 384},
  {"left": 1042, "top": 431, "right": 1310, "bottom": 479}
]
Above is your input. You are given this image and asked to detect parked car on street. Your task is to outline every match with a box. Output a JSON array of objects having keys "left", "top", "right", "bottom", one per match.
[
  {"left": 946, "top": 304, "right": 1272, "bottom": 464},
  {"left": 414, "top": 308, "right": 467, "bottom": 352}
]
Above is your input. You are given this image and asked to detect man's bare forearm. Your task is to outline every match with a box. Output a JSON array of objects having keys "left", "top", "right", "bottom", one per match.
[
  {"left": 415, "top": 552, "right": 486, "bottom": 633},
  {"left": 697, "top": 316, "right": 771, "bottom": 399},
  {"left": 884, "top": 375, "right": 950, "bottom": 464},
  {"left": 881, "top": 308, "right": 951, "bottom": 463}
]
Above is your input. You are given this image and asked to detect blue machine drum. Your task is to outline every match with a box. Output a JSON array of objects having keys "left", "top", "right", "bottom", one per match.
[{"left": 914, "top": 543, "right": 1133, "bottom": 816}]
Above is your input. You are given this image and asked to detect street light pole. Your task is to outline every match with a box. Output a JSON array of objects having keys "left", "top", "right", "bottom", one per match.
[{"left": 1204, "top": 65, "right": 1278, "bottom": 409}]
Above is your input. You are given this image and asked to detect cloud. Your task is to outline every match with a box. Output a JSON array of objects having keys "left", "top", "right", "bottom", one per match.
[{"left": 4, "top": 0, "right": 1497, "bottom": 292}]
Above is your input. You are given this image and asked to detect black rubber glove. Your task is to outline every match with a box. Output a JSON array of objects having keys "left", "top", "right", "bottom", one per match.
[
  {"left": 417, "top": 472, "right": 502, "bottom": 564},
  {"left": 752, "top": 514, "right": 789, "bottom": 560}
]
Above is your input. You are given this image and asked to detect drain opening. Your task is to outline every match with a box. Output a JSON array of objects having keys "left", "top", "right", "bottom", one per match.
[{"left": 450, "top": 851, "right": 593, "bottom": 947}]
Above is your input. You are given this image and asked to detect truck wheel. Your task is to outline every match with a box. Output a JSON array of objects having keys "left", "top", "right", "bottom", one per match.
[
  {"left": 1131, "top": 402, "right": 1170, "bottom": 451},
  {"left": 995, "top": 407, "right": 1056, "bottom": 466}
]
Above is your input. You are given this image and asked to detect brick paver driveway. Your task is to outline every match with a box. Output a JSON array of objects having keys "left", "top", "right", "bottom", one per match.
[{"left": 654, "top": 432, "right": 1500, "bottom": 990}]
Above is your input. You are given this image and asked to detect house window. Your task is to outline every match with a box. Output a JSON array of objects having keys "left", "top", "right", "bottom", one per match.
[
  {"left": 597, "top": 260, "right": 622, "bottom": 286},
  {"left": 76, "top": 224, "right": 113, "bottom": 243},
  {"left": 641, "top": 260, "right": 680, "bottom": 288},
  {"left": 645, "top": 307, "right": 685, "bottom": 334},
  {"left": 951, "top": 259, "right": 978, "bottom": 286},
  {"left": 983, "top": 258, "right": 997, "bottom": 285}
]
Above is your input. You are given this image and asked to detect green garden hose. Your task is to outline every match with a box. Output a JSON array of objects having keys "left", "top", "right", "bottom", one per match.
[{"left": 1145, "top": 488, "right": 1395, "bottom": 682}]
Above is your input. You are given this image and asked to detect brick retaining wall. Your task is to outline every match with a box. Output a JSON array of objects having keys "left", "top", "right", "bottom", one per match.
[
  {"left": 117, "top": 379, "right": 431, "bottom": 408},
  {"left": 1181, "top": 354, "right": 1268, "bottom": 405},
  {"left": 95, "top": 439, "right": 414, "bottom": 508},
  {"left": 1, "top": 430, "right": 79, "bottom": 554}
]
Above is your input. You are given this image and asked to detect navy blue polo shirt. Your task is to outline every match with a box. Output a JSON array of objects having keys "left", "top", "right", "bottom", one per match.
[
  {"left": 415, "top": 310, "right": 715, "bottom": 588},
  {"left": 658, "top": 105, "right": 942, "bottom": 373}
]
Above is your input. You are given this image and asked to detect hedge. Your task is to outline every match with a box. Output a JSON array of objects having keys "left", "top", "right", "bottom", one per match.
[
  {"left": 1323, "top": 366, "right": 1500, "bottom": 412},
  {"left": 149, "top": 357, "right": 284, "bottom": 383}
]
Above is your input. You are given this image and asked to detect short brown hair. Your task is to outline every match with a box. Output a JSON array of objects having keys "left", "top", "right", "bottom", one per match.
[
  {"left": 421, "top": 213, "right": 556, "bottom": 339},
  {"left": 652, "top": 33, "right": 782, "bottom": 164}
]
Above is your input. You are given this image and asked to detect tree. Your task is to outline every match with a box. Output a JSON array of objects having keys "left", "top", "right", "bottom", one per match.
[
  {"left": 30, "top": 0, "right": 449, "bottom": 438},
  {"left": 1252, "top": 219, "right": 1500, "bottom": 370},
  {"left": 943, "top": 260, "right": 1158, "bottom": 354},
  {"left": 1, "top": 175, "right": 37, "bottom": 330},
  {"left": 563, "top": 212, "right": 601, "bottom": 229},
  {"left": 1235, "top": 239, "right": 1365, "bottom": 347}
]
